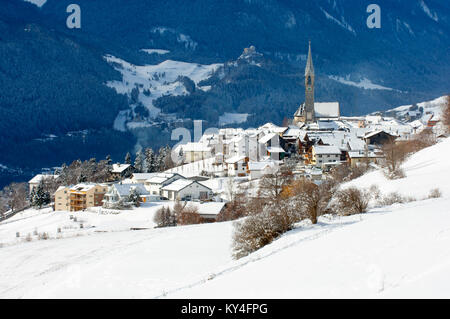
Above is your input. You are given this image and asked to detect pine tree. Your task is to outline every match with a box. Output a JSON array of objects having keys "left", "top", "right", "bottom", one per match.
[
  {"left": 134, "top": 150, "right": 144, "bottom": 173},
  {"left": 32, "top": 181, "right": 50, "bottom": 209},
  {"left": 144, "top": 148, "right": 156, "bottom": 173},
  {"left": 125, "top": 152, "right": 131, "bottom": 165},
  {"left": 128, "top": 188, "right": 141, "bottom": 207}
]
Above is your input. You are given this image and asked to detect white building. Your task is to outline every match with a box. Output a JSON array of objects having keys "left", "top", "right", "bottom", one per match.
[
  {"left": 160, "top": 179, "right": 213, "bottom": 201},
  {"left": 145, "top": 173, "right": 184, "bottom": 195},
  {"left": 312, "top": 145, "right": 342, "bottom": 168},
  {"left": 225, "top": 156, "right": 248, "bottom": 177}
]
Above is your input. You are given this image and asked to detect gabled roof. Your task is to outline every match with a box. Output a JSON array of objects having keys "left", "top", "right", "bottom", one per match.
[
  {"left": 162, "top": 179, "right": 212, "bottom": 192},
  {"left": 112, "top": 183, "right": 149, "bottom": 197},
  {"left": 225, "top": 155, "right": 247, "bottom": 164},
  {"left": 112, "top": 164, "right": 132, "bottom": 173},
  {"left": 313, "top": 145, "right": 342, "bottom": 155},
  {"left": 29, "top": 174, "right": 58, "bottom": 184},
  {"left": 259, "top": 132, "right": 278, "bottom": 144}
]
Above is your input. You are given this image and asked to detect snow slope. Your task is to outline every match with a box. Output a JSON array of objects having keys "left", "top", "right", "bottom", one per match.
[
  {"left": 344, "top": 136, "right": 450, "bottom": 200},
  {"left": 1, "top": 139, "right": 450, "bottom": 298}
]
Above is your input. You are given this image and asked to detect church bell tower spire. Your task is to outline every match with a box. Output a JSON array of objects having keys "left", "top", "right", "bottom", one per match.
[{"left": 304, "top": 41, "right": 315, "bottom": 123}]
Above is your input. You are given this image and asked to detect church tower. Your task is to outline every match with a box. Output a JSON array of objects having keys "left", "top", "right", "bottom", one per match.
[{"left": 304, "top": 41, "right": 315, "bottom": 123}]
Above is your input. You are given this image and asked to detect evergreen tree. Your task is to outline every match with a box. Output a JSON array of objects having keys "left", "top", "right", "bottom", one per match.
[
  {"left": 125, "top": 152, "right": 132, "bottom": 165},
  {"left": 134, "top": 150, "right": 144, "bottom": 173},
  {"left": 128, "top": 188, "right": 141, "bottom": 207},
  {"left": 32, "top": 181, "right": 50, "bottom": 209},
  {"left": 144, "top": 148, "right": 156, "bottom": 173}
]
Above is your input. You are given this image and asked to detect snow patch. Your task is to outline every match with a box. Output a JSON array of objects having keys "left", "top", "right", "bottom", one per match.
[
  {"left": 329, "top": 75, "right": 399, "bottom": 91},
  {"left": 23, "top": 0, "right": 46, "bottom": 7},
  {"left": 219, "top": 113, "right": 250, "bottom": 126},
  {"left": 141, "top": 49, "right": 170, "bottom": 55},
  {"left": 419, "top": 0, "right": 438, "bottom": 22},
  {"left": 320, "top": 7, "right": 356, "bottom": 35},
  {"left": 105, "top": 55, "right": 222, "bottom": 119}
]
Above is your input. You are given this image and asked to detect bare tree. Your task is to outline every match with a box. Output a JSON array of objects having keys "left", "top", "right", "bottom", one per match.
[
  {"left": 443, "top": 95, "right": 450, "bottom": 132},
  {"left": 258, "top": 166, "right": 293, "bottom": 201},
  {"left": 6, "top": 183, "right": 28, "bottom": 212},
  {"left": 177, "top": 205, "right": 202, "bottom": 225}
]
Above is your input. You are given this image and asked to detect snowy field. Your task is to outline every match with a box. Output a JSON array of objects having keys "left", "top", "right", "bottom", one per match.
[{"left": 1, "top": 139, "right": 450, "bottom": 298}]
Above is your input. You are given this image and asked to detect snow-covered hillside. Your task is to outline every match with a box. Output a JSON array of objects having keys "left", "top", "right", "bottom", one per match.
[
  {"left": 344, "top": 135, "right": 450, "bottom": 200},
  {"left": 1, "top": 139, "right": 450, "bottom": 298},
  {"left": 105, "top": 55, "right": 222, "bottom": 121}
]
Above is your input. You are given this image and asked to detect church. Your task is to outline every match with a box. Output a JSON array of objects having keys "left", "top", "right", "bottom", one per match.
[{"left": 293, "top": 42, "right": 340, "bottom": 125}]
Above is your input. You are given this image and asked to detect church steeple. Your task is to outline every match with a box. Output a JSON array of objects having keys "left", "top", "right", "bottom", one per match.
[
  {"left": 305, "top": 40, "right": 315, "bottom": 77},
  {"left": 304, "top": 41, "right": 315, "bottom": 123}
]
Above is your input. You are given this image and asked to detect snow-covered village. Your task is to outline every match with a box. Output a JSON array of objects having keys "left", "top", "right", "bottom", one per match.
[{"left": 1, "top": 0, "right": 450, "bottom": 304}]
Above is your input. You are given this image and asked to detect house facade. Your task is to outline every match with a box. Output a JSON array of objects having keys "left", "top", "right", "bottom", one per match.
[
  {"left": 69, "top": 184, "right": 108, "bottom": 212},
  {"left": 161, "top": 180, "right": 213, "bottom": 201}
]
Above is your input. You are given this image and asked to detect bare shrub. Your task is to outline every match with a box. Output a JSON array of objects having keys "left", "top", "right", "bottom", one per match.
[
  {"left": 443, "top": 95, "right": 450, "bottom": 132},
  {"left": 38, "top": 232, "right": 49, "bottom": 240},
  {"left": 177, "top": 205, "right": 202, "bottom": 225},
  {"left": 258, "top": 166, "right": 293, "bottom": 201},
  {"left": 376, "top": 192, "right": 416, "bottom": 206},
  {"left": 369, "top": 184, "right": 382, "bottom": 201},
  {"left": 428, "top": 188, "right": 442, "bottom": 199},
  {"left": 232, "top": 204, "right": 295, "bottom": 259},
  {"left": 384, "top": 167, "right": 406, "bottom": 180},
  {"left": 216, "top": 193, "right": 248, "bottom": 222},
  {"left": 154, "top": 206, "right": 176, "bottom": 227},
  {"left": 334, "top": 187, "right": 370, "bottom": 216},
  {"left": 330, "top": 163, "right": 370, "bottom": 184}
]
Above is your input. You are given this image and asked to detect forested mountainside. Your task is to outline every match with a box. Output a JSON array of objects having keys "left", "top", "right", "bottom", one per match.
[{"left": 0, "top": 0, "right": 449, "bottom": 187}]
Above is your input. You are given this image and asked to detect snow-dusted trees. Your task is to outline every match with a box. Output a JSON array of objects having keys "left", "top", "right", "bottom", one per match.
[
  {"left": 443, "top": 95, "right": 450, "bottom": 132},
  {"left": 177, "top": 205, "right": 202, "bottom": 225},
  {"left": 144, "top": 147, "right": 156, "bottom": 173},
  {"left": 334, "top": 187, "right": 370, "bottom": 216},
  {"left": 154, "top": 206, "right": 177, "bottom": 227},
  {"left": 128, "top": 188, "right": 141, "bottom": 207},
  {"left": 125, "top": 152, "right": 132, "bottom": 165},
  {"left": 134, "top": 150, "right": 144, "bottom": 173},
  {"left": 257, "top": 166, "right": 293, "bottom": 201},
  {"left": 31, "top": 181, "right": 51, "bottom": 209}
]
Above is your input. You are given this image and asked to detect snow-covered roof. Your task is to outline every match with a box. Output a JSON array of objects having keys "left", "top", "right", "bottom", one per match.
[
  {"left": 132, "top": 173, "right": 159, "bottom": 181},
  {"left": 29, "top": 174, "right": 59, "bottom": 184},
  {"left": 180, "top": 142, "right": 212, "bottom": 152},
  {"left": 248, "top": 161, "right": 276, "bottom": 171},
  {"left": 187, "top": 202, "right": 226, "bottom": 217},
  {"left": 70, "top": 183, "right": 105, "bottom": 193},
  {"left": 313, "top": 145, "right": 342, "bottom": 155},
  {"left": 348, "top": 139, "right": 367, "bottom": 151},
  {"left": 225, "top": 155, "right": 247, "bottom": 164},
  {"left": 112, "top": 184, "right": 149, "bottom": 197},
  {"left": 267, "top": 146, "right": 285, "bottom": 153},
  {"left": 112, "top": 164, "right": 131, "bottom": 173},
  {"left": 162, "top": 179, "right": 211, "bottom": 192},
  {"left": 259, "top": 132, "right": 278, "bottom": 144},
  {"left": 314, "top": 102, "right": 340, "bottom": 118}
]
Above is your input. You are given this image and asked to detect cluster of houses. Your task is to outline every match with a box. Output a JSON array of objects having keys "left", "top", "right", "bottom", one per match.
[
  {"left": 49, "top": 172, "right": 215, "bottom": 212},
  {"left": 28, "top": 42, "right": 444, "bottom": 217}
]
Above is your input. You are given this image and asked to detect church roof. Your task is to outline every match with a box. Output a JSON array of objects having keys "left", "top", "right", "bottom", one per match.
[
  {"left": 294, "top": 102, "right": 340, "bottom": 119},
  {"left": 314, "top": 102, "right": 340, "bottom": 118}
]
